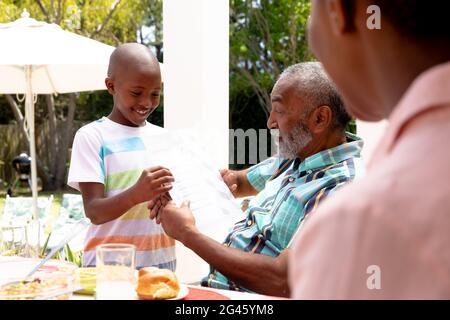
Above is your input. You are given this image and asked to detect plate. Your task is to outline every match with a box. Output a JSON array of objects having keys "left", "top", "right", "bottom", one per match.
[
  {"left": 0, "top": 259, "right": 78, "bottom": 300},
  {"left": 136, "top": 284, "right": 189, "bottom": 300},
  {"left": 0, "top": 257, "right": 76, "bottom": 282},
  {"left": 73, "top": 268, "right": 189, "bottom": 300},
  {"left": 168, "top": 284, "right": 189, "bottom": 300}
]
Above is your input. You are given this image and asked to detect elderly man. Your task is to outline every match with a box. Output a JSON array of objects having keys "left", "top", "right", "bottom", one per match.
[
  {"left": 289, "top": 1, "right": 450, "bottom": 299},
  {"left": 150, "top": 62, "right": 364, "bottom": 297}
]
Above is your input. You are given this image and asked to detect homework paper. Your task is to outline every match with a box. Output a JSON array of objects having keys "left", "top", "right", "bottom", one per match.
[{"left": 142, "top": 130, "right": 245, "bottom": 241}]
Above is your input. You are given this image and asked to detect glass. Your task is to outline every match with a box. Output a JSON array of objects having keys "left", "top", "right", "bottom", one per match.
[
  {"left": 0, "top": 220, "right": 41, "bottom": 258},
  {"left": 95, "top": 243, "right": 136, "bottom": 300}
]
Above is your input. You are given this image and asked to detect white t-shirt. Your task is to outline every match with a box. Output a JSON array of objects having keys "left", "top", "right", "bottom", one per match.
[{"left": 68, "top": 117, "right": 176, "bottom": 269}]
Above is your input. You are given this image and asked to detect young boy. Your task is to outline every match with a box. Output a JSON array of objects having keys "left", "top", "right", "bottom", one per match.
[{"left": 68, "top": 43, "right": 176, "bottom": 270}]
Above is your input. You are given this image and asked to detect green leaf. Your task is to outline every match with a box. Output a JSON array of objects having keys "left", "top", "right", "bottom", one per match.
[
  {"left": 65, "top": 244, "right": 75, "bottom": 263},
  {"left": 40, "top": 232, "right": 52, "bottom": 258}
]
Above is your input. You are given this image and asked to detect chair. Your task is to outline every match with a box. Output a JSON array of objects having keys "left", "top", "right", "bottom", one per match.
[
  {"left": 59, "top": 193, "right": 86, "bottom": 221},
  {"left": 47, "top": 193, "right": 89, "bottom": 252},
  {"left": 1, "top": 194, "right": 53, "bottom": 227},
  {"left": 1, "top": 195, "right": 53, "bottom": 256}
]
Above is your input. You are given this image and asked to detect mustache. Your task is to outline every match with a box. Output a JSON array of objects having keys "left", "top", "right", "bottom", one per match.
[{"left": 270, "top": 129, "right": 280, "bottom": 138}]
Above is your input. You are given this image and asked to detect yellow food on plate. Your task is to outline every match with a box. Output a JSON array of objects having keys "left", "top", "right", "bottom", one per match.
[
  {"left": 0, "top": 260, "right": 77, "bottom": 300},
  {"left": 136, "top": 267, "right": 180, "bottom": 300},
  {"left": 0, "top": 274, "right": 72, "bottom": 300},
  {"left": 75, "top": 267, "right": 96, "bottom": 295}
]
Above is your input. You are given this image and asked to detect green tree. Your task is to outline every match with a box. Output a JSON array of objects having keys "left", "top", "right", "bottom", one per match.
[
  {"left": 229, "top": 0, "right": 312, "bottom": 169},
  {"left": 0, "top": 0, "right": 162, "bottom": 190},
  {"left": 138, "top": 0, "right": 163, "bottom": 61},
  {"left": 229, "top": 0, "right": 355, "bottom": 170},
  {"left": 230, "top": 0, "right": 312, "bottom": 117}
]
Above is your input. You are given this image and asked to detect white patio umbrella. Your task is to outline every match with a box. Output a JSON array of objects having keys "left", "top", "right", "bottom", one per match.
[{"left": 0, "top": 10, "right": 115, "bottom": 228}]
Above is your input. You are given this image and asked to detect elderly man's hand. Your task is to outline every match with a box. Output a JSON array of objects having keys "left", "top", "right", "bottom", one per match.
[
  {"left": 220, "top": 169, "right": 238, "bottom": 195},
  {"left": 150, "top": 200, "right": 197, "bottom": 243}
]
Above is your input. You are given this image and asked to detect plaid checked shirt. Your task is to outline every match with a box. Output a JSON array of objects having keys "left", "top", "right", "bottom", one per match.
[{"left": 201, "top": 133, "right": 365, "bottom": 292}]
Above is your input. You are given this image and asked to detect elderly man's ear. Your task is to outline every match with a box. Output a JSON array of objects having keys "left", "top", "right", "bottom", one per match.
[{"left": 308, "top": 105, "right": 333, "bottom": 134}]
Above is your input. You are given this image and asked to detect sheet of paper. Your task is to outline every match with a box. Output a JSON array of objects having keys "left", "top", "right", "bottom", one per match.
[{"left": 142, "top": 130, "right": 246, "bottom": 241}]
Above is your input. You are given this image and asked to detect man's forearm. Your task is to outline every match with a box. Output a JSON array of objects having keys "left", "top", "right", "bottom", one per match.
[
  {"left": 234, "top": 170, "right": 259, "bottom": 198},
  {"left": 180, "top": 229, "right": 289, "bottom": 297}
]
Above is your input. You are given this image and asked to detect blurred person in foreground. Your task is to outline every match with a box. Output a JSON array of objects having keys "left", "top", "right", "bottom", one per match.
[{"left": 289, "top": 0, "right": 450, "bottom": 299}]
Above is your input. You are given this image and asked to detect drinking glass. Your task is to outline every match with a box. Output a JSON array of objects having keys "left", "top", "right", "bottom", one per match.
[
  {"left": 95, "top": 243, "right": 136, "bottom": 300},
  {"left": 0, "top": 220, "right": 41, "bottom": 258}
]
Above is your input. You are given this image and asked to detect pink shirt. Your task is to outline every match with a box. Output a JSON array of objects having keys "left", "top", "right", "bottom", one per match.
[{"left": 289, "top": 62, "right": 450, "bottom": 299}]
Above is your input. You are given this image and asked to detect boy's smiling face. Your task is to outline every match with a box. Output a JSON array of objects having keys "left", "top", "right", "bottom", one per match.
[{"left": 105, "top": 44, "right": 162, "bottom": 127}]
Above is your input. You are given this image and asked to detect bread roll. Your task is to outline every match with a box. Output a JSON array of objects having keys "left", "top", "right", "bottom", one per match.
[{"left": 136, "top": 267, "right": 180, "bottom": 300}]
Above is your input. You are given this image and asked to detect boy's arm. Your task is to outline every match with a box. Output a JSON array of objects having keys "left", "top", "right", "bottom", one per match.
[
  {"left": 79, "top": 182, "right": 137, "bottom": 225},
  {"left": 80, "top": 166, "right": 174, "bottom": 225}
]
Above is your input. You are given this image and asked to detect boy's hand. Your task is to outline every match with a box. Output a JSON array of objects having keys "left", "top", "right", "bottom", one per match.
[
  {"left": 220, "top": 169, "right": 238, "bottom": 195},
  {"left": 148, "top": 192, "right": 172, "bottom": 223},
  {"left": 132, "top": 166, "right": 175, "bottom": 204}
]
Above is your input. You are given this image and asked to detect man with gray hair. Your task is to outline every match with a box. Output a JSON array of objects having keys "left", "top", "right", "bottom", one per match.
[{"left": 149, "top": 62, "right": 365, "bottom": 296}]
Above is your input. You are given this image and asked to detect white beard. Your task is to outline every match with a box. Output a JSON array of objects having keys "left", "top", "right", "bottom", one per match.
[{"left": 271, "top": 123, "right": 312, "bottom": 159}]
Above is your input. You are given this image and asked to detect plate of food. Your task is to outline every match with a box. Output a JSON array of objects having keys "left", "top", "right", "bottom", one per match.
[
  {"left": 0, "top": 259, "right": 78, "bottom": 300},
  {"left": 136, "top": 267, "right": 188, "bottom": 300}
]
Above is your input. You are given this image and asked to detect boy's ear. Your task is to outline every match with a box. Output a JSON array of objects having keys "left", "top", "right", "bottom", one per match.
[{"left": 105, "top": 77, "right": 115, "bottom": 94}]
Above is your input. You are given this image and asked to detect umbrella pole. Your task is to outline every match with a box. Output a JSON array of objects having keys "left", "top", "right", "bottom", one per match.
[{"left": 25, "top": 65, "right": 40, "bottom": 257}]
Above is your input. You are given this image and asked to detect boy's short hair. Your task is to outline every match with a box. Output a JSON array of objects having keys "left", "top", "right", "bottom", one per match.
[{"left": 107, "top": 43, "right": 158, "bottom": 78}]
